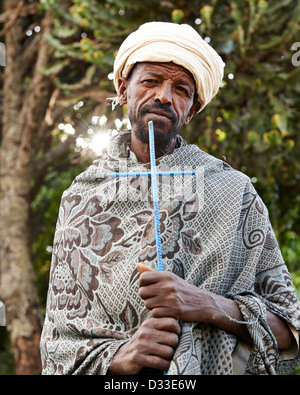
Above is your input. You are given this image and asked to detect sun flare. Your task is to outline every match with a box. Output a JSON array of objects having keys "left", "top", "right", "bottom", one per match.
[{"left": 89, "top": 132, "right": 111, "bottom": 155}]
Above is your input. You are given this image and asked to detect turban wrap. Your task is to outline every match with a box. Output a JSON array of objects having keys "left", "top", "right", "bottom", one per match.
[{"left": 113, "top": 22, "right": 225, "bottom": 113}]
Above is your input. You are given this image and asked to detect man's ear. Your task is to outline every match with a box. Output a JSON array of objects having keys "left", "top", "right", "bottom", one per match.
[
  {"left": 184, "top": 101, "right": 202, "bottom": 124},
  {"left": 117, "top": 77, "right": 128, "bottom": 105}
]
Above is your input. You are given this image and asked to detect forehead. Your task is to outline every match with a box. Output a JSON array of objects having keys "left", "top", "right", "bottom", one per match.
[{"left": 130, "top": 62, "right": 196, "bottom": 86}]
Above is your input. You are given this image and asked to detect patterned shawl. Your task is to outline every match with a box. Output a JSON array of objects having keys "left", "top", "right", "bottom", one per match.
[{"left": 40, "top": 131, "right": 300, "bottom": 375}]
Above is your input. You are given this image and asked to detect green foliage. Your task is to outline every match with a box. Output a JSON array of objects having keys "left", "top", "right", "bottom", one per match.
[
  {"left": 39, "top": 0, "right": 176, "bottom": 100},
  {"left": 181, "top": 1, "right": 300, "bottom": 274},
  {"left": 0, "top": 328, "right": 15, "bottom": 375}
]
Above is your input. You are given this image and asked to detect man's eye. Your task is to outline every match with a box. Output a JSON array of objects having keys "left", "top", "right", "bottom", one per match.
[
  {"left": 176, "top": 86, "right": 189, "bottom": 95},
  {"left": 144, "top": 79, "right": 159, "bottom": 84}
]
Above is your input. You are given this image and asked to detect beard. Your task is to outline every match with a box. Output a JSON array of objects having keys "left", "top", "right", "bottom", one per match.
[{"left": 129, "top": 102, "right": 184, "bottom": 147}]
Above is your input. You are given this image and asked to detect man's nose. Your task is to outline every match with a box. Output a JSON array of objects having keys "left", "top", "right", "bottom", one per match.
[{"left": 154, "top": 82, "right": 173, "bottom": 105}]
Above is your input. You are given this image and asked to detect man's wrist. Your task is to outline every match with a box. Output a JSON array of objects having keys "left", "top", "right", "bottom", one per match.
[
  {"left": 108, "top": 342, "right": 135, "bottom": 375},
  {"left": 195, "top": 290, "right": 239, "bottom": 326},
  {"left": 184, "top": 288, "right": 221, "bottom": 325}
]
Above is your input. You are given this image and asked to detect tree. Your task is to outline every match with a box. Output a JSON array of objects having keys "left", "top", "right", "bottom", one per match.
[
  {"left": 0, "top": 0, "right": 53, "bottom": 374},
  {"left": 0, "top": 0, "right": 109, "bottom": 375}
]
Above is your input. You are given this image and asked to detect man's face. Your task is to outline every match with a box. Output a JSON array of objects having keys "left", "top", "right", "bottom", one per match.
[{"left": 118, "top": 62, "right": 200, "bottom": 147}]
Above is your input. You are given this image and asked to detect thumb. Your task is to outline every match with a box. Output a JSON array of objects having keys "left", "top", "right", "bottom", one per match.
[{"left": 137, "top": 262, "right": 155, "bottom": 274}]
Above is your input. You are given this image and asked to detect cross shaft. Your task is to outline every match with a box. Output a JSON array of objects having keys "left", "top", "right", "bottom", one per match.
[{"left": 109, "top": 121, "right": 195, "bottom": 271}]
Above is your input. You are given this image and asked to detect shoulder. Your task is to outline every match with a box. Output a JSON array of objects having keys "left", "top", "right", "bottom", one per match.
[
  {"left": 60, "top": 161, "right": 106, "bottom": 202},
  {"left": 183, "top": 144, "right": 251, "bottom": 186}
]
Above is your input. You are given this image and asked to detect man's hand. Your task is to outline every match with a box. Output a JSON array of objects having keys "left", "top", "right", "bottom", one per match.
[
  {"left": 138, "top": 269, "right": 294, "bottom": 350},
  {"left": 108, "top": 317, "right": 181, "bottom": 375},
  {"left": 139, "top": 269, "right": 213, "bottom": 322},
  {"left": 110, "top": 264, "right": 293, "bottom": 375}
]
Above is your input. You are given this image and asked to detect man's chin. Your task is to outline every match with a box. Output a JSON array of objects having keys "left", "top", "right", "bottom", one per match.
[
  {"left": 151, "top": 120, "right": 172, "bottom": 135},
  {"left": 135, "top": 125, "right": 177, "bottom": 147}
]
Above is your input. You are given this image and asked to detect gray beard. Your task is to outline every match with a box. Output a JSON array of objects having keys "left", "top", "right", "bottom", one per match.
[
  {"left": 133, "top": 119, "right": 180, "bottom": 147},
  {"left": 129, "top": 102, "right": 184, "bottom": 148}
]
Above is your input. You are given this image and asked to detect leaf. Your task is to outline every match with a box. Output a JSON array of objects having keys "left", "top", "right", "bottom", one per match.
[
  {"left": 271, "top": 114, "right": 287, "bottom": 133},
  {"left": 98, "top": 249, "right": 124, "bottom": 285},
  {"left": 53, "top": 20, "right": 79, "bottom": 38},
  {"left": 171, "top": 9, "right": 184, "bottom": 24},
  {"left": 40, "top": 59, "right": 70, "bottom": 76}
]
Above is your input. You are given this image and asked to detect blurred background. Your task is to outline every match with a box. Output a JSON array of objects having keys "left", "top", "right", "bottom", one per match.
[{"left": 0, "top": 0, "right": 299, "bottom": 375}]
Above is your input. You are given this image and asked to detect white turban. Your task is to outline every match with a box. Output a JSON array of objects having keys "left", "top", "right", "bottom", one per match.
[{"left": 113, "top": 22, "right": 225, "bottom": 113}]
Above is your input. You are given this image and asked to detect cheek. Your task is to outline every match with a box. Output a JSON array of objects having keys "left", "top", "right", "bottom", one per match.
[
  {"left": 180, "top": 100, "right": 195, "bottom": 123},
  {"left": 127, "top": 87, "right": 146, "bottom": 109},
  {"left": 127, "top": 96, "right": 145, "bottom": 123}
]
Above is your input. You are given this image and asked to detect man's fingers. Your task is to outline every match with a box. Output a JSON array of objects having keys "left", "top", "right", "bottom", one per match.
[
  {"left": 149, "top": 317, "right": 181, "bottom": 337},
  {"left": 151, "top": 307, "right": 177, "bottom": 320},
  {"left": 140, "top": 354, "right": 172, "bottom": 372}
]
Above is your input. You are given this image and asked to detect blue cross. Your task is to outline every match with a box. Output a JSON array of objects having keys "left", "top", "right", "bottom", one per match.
[{"left": 109, "top": 121, "right": 195, "bottom": 272}]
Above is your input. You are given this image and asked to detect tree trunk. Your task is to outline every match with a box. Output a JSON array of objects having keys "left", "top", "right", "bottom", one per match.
[{"left": 0, "top": 1, "right": 54, "bottom": 375}]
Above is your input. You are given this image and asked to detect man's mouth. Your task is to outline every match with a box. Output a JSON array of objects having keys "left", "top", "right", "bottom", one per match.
[
  {"left": 139, "top": 103, "right": 177, "bottom": 127},
  {"left": 148, "top": 109, "right": 173, "bottom": 120}
]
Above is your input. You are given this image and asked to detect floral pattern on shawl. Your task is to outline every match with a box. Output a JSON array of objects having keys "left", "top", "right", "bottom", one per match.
[
  {"left": 50, "top": 193, "right": 124, "bottom": 320},
  {"left": 120, "top": 196, "right": 200, "bottom": 267}
]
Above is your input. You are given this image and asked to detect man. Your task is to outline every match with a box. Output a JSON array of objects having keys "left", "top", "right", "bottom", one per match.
[{"left": 40, "top": 22, "right": 300, "bottom": 375}]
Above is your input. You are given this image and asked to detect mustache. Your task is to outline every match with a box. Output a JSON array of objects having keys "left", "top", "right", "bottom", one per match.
[{"left": 139, "top": 102, "right": 177, "bottom": 123}]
